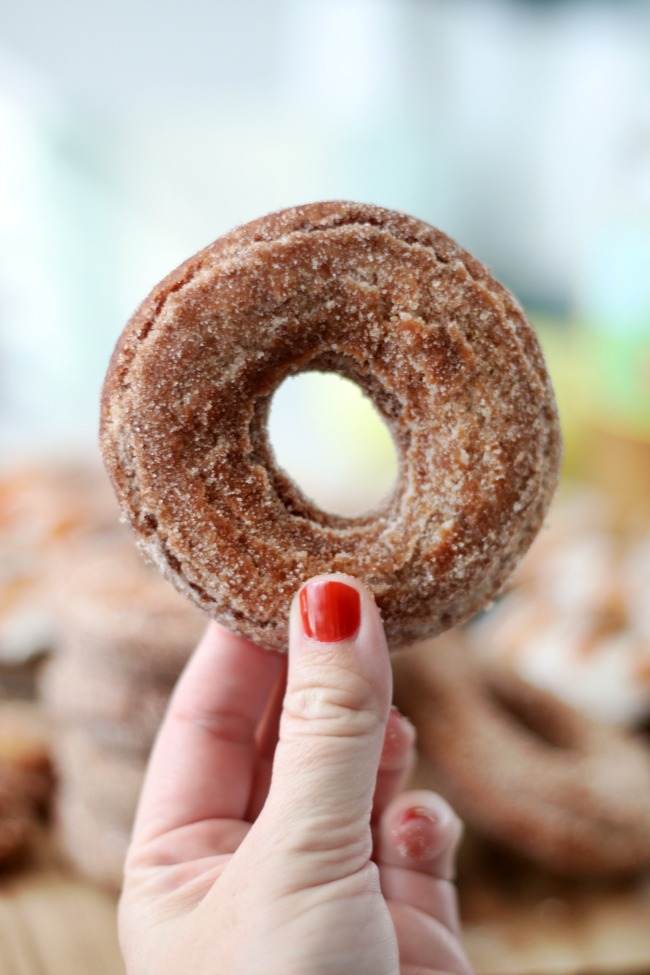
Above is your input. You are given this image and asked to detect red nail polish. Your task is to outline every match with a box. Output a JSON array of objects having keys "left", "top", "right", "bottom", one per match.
[
  {"left": 394, "top": 806, "right": 440, "bottom": 861},
  {"left": 400, "top": 806, "right": 438, "bottom": 827},
  {"left": 299, "top": 580, "right": 361, "bottom": 643}
]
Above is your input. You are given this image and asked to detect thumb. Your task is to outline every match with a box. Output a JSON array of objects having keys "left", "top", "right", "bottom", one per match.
[{"left": 261, "top": 574, "right": 392, "bottom": 859}]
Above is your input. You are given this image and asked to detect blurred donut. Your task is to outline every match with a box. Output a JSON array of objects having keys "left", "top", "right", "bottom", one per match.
[
  {"left": 0, "top": 701, "right": 54, "bottom": 868},
  {"left": 51, "top": 535, "right": 205, "bottom": 680},
  {"left": 393, "top": 633, "right": 650, "bottom": 877},
  {"left": 101, "top": 201, "right": 561, "bottom": 651},
  {"left": 41, "top": 652, "right": 170, "bottom": 756},
  {"left": 54, "top": 788, "right": 129, "bottom": 891},
  {"left": 0, "top": 701, "right": 53, "bottom": 810},
  {"left": 53, "top": 729, "right": 146, "bottom": 828},
  {"left": 0, "top": 767, "right": 37, "bottom": 867},
  {"left": 471, "top": 490, "right": 650, "bottom": 726},
  {"left": 0, "top": 460, "right": 119, "bottom": 668}
]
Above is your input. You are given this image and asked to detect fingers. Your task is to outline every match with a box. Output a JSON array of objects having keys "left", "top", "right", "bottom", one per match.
[
  {"left": 390, "top": 902, "right": 474, "bottom": 975},
  {"left": 379, "top": 791, "right": 472, "bottom": 975},
  {"left": 377, "top": 790, "right": 464, "bottom": 934},
  {"left": 372, "top": 707, "right": 416, "bottom": 825},
  {"left": 132, "top": 623, "right": 285, "bottom": 849},
  {"left": 259, "top": 574, "right": 392, "bottom": 866}
]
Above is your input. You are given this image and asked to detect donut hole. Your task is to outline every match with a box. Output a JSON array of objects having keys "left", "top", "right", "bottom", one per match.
[{"left": 268, "top": 371, "right": 399, "bottom": 518}]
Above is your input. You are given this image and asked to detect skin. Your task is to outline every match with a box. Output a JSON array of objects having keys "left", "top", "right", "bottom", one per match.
[{"left": 118, "top": 574, "right": 474, "bottom": 975}]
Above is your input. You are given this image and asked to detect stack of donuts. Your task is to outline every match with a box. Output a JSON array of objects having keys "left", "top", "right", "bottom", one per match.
[
  {"left": 42, "top": 534, "right": 205, "bottom": 890},
  {"left": 0, "top": 700, "right": 53, "bottom": 868},
  {"left": 0, "top": 458, "right": 119, "bottom": 871},
  {"left": 0, "top": 459, "right": 119, "bottom": 693}
]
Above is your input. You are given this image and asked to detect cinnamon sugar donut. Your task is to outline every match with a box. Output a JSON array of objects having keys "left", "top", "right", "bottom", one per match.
[
  {"left": 394, "top": 634, "right": 650, "bottom": 877},
  {"left": 100, "top": 201, "right": 561, "bottom": 651}
]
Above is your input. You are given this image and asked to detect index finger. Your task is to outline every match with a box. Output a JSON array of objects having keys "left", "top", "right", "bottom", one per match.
[{"left": 132, "top": 622, "right": 285, "bottom": 848}]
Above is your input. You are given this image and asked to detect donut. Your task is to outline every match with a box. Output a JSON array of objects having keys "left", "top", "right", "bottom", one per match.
[
  {"left": 0, "top": 460, "right": 120, "bottom": 669},
  {"left": 0, "top": 766, "right": 38, "bottom": 867},
  {"left": 393, "top": 634, "right": 650, "bottom": 878},
  {"left": 41, "top": 652, "right": 172, "bottom": 756},
  {"left": 55, "top": 788, "right": 129, "bottom": 891},
  {"left": 53, "top": 729, "right": 147, "bottom": 828},
  {"left": 0, "top": 702, "right": 54, "bottom": 868},
  {"left": 50, "top": 535, "right": 205, "bottom": 680},
  {"left": 468, "top": 490, "right": 650, "bottom": 727},
  {"left": 0, "top": 701, "right": 53, "bottom": 811},
  {"left": 100, "top": 201, "right": 561, "bottom": 652}
]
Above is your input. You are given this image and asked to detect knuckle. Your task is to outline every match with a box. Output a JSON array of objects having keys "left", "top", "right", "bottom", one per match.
[{"left": 283, "top": 672, "right": 384, "bottom": 739}]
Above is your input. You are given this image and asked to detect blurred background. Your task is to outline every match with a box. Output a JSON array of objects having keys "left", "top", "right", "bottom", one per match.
[
  {"left": 1, "top": 3, "right": 650, "bottom": 971},
  {"left": 1, "top": 0, "right": 649, "bottom": 514}
]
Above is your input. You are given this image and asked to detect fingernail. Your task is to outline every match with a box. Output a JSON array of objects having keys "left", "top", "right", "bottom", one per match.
[
  {"left": 393, "top": 806, "right": 440, "bottom": 861},
  {"left": 299, "top": 580, "right": 361, "bottom": 644},
  {"left": 389, "top": 705, "right": 414, "bottom": 729},
  {"left": 387, "top": 706, "right": 416, "bottom": 744}
]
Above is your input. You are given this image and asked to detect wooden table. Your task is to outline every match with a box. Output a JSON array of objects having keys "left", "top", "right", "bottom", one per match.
[{"left": 0, "top": 861, "right": 124, "bottom": 975}]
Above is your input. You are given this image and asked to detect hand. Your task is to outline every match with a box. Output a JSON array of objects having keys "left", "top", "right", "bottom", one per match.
[{"left": 118, "top": 574, "right": 473, "bottom": 975}]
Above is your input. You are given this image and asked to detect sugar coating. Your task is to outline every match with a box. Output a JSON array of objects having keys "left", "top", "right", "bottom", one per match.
[{"left": 99, "top": 202, "right": 562, "bottom": 652}]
